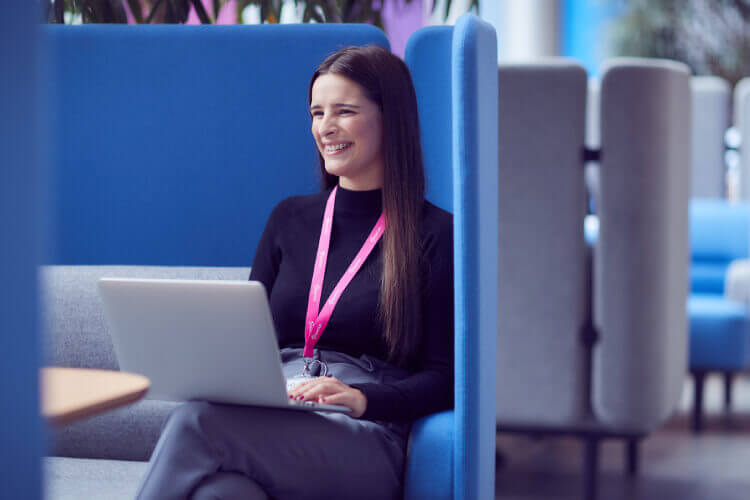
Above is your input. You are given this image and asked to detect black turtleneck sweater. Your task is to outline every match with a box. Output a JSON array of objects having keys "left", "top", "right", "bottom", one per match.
[{"left": 249, "top": 186, "right": 454, "bottom": 422}]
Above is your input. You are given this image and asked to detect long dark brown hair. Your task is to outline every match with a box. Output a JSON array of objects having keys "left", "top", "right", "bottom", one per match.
[{"left": 308, "top": 46, "right": 425, "bottom": 366}]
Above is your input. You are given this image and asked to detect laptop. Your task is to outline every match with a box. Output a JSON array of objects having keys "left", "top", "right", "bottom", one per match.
[{"left": 98, "top": 278, "right": 350, "bottom": 414}]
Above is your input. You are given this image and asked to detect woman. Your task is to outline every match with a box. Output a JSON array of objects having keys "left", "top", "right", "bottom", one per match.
[{"left": 137, "top": 45, "right": 453, "bottom": 500}]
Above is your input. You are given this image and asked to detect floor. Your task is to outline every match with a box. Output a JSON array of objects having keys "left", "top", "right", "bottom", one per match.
[{"left": 494, "top": 372, "right": 750, "bottom": 500}]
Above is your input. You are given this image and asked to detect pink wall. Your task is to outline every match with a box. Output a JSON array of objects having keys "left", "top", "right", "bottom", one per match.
[{"left": 382, "top": 0, "right": 424, "bottom": 58}]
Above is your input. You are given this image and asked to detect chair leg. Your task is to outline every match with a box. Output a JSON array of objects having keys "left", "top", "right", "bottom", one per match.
[
  {"left": 692, "top": 370, "right": 706, "bottom": 433},
  {"left": 583, "top": 437, "right": 599, "bottom": 500},
  {"left": 723, "top": 371, "right": 734, "bottom": 412},
  {"left": 625, "top": 438, "right": 639, "bottom": 477}
]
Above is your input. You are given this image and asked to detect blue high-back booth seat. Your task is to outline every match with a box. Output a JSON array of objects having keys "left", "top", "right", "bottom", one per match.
[
  {"left": 688, "top": 199, "right": 750, "bottom": 431},
  {"left": 404, "top": 17, "right": 498, "bottom": 500},
  {"left": 45, "top": 24, "right": 388, "bottom": 266},
  {"left": 44, "top": 16, "right": 498, "bottom": 499}
]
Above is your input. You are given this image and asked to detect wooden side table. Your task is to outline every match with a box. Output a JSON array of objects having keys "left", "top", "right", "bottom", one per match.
[{"left": 41, "top": 367, "right": 150, "bottom": 426}]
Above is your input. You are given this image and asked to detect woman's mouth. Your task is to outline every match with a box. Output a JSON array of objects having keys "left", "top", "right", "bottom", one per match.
[{"left": 324, "top": 142, "right": 352, "bottom": 155}]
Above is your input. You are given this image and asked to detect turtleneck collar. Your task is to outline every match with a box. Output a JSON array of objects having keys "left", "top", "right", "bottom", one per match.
[{"left": 333, "top": 184, "right": 383, "bottom": 215}]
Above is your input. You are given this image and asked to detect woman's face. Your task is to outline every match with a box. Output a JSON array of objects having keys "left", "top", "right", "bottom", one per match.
[{"left": 310, "top": 73, "right": 384, "bottom": 191}]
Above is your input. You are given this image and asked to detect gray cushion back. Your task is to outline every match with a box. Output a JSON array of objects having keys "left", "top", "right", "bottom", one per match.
[
  {"left": 594, "top": 59, "right": 691, "bottom": 432},
  {"left": 41, "top": 265, "right": 250, "bottom": 460},
  {"left": 691, "top": 76, "right": 730, "bottom": 198},
  {"left": 736, "top": 78, "right": 750, "bottom": 200},
  {"left": 496, "top": 61, "right": 588, "bottom": 425}
]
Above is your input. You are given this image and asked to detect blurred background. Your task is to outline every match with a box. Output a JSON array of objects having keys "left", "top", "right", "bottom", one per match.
[{"left": 4, "top": 1, "right": 750, "bottom": 499}]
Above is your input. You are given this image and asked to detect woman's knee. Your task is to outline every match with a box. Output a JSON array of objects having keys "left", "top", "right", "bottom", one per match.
[
  {"left": 165, "top": 401, "right": 228, "bottom": 440},
  {"left": 191, "top": 472, "right": 269, "bottom": 500}
]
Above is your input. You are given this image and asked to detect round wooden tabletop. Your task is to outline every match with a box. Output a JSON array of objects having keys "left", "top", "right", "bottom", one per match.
[{"left": 41, "top": 367, "right": 150, "bottom": 427}]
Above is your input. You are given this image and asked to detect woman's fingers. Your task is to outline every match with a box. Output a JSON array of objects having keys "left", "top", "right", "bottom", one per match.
[
  {"left": 288, "top": 376, "right": 339, "bottom": 399},
  {"left": 296, "top": 378, "right": 342, "bottom": 401},
  {"left": 323, "top": 390, "right": 366, "bottom": 418},
  {"left": 287, "top": 377, "right": 367, "bottom": 417},
  {"left": 287, "top": 376, "right": 329, "bottom": 395}
]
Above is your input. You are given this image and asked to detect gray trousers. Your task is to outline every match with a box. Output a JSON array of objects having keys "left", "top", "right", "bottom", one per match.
[{"left": 136, "top": 349, "right": 410, "bottom": 500}]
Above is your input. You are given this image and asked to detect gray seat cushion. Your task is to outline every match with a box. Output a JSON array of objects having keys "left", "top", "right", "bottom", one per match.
[
  {"left": 49, "top": 399, "right": 179, "bottom": 461},
  {"left": 44, "top": 456, "right": 148, "bottom": 500}
]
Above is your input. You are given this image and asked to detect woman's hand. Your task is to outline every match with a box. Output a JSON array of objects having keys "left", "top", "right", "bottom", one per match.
[{"left": 288, "top": 376, "right": 367, "bottom": 418}]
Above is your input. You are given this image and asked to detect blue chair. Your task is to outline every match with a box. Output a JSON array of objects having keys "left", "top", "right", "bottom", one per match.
[
  {"left": 44, "top": 17, "right": 498, "bottom": 499},
  {"left": 689, "top": 199, "right": 750, "bottom": 431},
  {"left": 404, "top": 15, "right": 498, "bottom": 500}
]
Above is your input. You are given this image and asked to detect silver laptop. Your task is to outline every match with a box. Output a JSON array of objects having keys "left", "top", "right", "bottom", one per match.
[{"left": 98, "top": 278, "right": 350, "bottom": 413}]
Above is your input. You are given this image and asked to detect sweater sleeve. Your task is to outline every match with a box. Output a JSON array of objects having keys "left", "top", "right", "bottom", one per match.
[
  {"left": 249, "top": 203, "right": 284, "bottom": 297},
  {"left": 351, "top": 215, "right": 454, "bottom": 422}
]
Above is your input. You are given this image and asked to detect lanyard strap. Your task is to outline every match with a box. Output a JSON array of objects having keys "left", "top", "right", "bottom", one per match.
[{"left": 303, "top": 186, "right": 386, "bottom": 358}]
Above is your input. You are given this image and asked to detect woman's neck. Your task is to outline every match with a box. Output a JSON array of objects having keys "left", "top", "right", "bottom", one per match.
[{"left": 338, "top": 173, "right": 383, "bottom": 191}]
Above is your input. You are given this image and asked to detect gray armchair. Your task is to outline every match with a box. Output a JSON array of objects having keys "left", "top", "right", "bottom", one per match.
[{"left": 495, "top": 58, "right": 691, "bottom": 500}]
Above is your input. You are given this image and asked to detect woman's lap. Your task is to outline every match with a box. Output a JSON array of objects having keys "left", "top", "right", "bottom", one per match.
[{"left": 137, "top": 401, "right": 405, "bottom": 500}]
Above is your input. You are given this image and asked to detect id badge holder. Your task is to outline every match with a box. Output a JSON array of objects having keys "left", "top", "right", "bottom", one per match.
[
  {"left": 286, "top": 373, "right": 314, "bottom": 392},
  {"left": 285, "top": 356, "right": 320, "bottom": 392}
]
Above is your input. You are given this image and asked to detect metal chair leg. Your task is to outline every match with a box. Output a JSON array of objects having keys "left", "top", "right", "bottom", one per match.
[
  {"left": 583, "top": 437, "right": 599, "bottom": 500},
  {"left": 692, "top": 370, "right": 706, "bottom": 433},
  {"left": 625, "top": 438, "right": 639, "bottom": 477},
  {"left": 723, "top": 371, "right": 734, "bottom": 412}
]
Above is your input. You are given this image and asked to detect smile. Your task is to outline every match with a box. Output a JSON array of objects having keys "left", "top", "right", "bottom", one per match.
[{"left": 324, "top": 143, "right": 352, "bottom": 155}]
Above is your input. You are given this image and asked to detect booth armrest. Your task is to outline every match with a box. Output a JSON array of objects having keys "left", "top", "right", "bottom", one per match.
[{"left": 404, "top": 410, "right": 454, "bottom": 500}]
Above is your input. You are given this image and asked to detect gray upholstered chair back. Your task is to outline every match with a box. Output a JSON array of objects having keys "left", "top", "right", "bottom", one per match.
[
  {"left": 736, "top": 78, "right": 750, "bottom": 200},
  {"left": 496, "top": 61, "right": 588, "bottom": 425},
  {"left": 594, "top": 59, "right": 691, "bottom": 432},
  {"left": 41, "top": 266, "right": 250, "bottom": 369},
  {"left": 691, "top": 76, "right": 730, "bottom": 198},
  {"left": 585, "top": 78, "right": 601, "bottom": 210}
]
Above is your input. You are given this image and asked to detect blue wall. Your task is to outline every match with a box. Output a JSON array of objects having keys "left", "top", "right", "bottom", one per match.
[{"left": 0, "top": 3, "right": 44, "bottom": 499}]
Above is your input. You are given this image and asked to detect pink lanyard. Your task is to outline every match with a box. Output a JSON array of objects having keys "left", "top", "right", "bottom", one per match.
[{"left": 303, "top": 186, "right": 386, "bottom": 358}]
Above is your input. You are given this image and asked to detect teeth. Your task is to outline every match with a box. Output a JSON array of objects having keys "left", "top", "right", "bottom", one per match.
[{"left": 326, "top": 143, "right": 350, "bottom": 152}]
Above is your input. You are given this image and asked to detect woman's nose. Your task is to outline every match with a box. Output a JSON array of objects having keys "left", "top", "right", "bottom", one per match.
[{"left": 318, "top": 114, "right": 337, "bottom": 136}]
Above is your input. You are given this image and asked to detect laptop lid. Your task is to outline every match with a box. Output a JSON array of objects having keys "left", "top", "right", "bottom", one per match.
[{"left": 98, "top": 278, "right": 289, "bottom": 408}]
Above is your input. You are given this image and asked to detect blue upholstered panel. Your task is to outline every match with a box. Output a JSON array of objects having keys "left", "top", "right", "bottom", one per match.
[
  {"left": 689, "top": 295, "right": 750, "bottom": 370},
  {"left": 405, "top": 26, "right": 454, "bottom": 212},
  {"left": 451, "top": 15, "right": 498, "bottom": 500},
  {"left": 690, "top": 199, "right": 750, "bottom": 293},
  {"left": 403, "top": 411, "right": 454, "bottom": 500},
  {"left": 43, "top": 25, "right": 389, "bottom": 266},
  {"left": 403, "top": 26, "right": 455, "bottom": 500},
  {"left": 404, "top": 15, "right": 498, "bottom": 500},
  {"left": 1, "top": 3, "right": 44, "bottom": 497},
  {"left": 691, "top": 263, "right": 730, "bottom": 295}
]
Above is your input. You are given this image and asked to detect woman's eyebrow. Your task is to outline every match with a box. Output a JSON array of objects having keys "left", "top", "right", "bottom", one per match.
[{"left": 309, "top": 103, "right": 361, "bottom": 110}]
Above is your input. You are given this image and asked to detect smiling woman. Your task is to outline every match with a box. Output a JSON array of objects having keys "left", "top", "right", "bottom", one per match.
[
  {"left": 135, "top": 45, "right": 454, "bottom": 500},
  {"left": 310, "top": 73, "right": 385, "bottom": 191}
]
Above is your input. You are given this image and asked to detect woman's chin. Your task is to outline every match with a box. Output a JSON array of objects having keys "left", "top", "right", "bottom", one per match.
[{"left": 323, "top": 164, "right": 353, "bottom": 179}]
